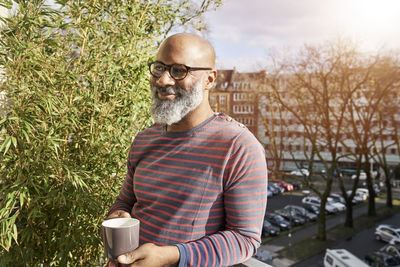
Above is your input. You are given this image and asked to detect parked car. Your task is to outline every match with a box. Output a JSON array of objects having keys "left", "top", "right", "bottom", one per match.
[
  {"left": 280, "top": 181, "right": 294, "bottom": 192},
  {"left": 267, "top": 189, "right": 273, "bottom": 198},
  {"left": 375, "top": 225, "right": 400, "bottom": 244},
  {"left": 327, "top": 197, "right": 346, "bottom": 212},
  {"left": 345, "top": 190, "right": 364, "bottom": 204},
  {"left": 329, "top": 193, "right": 346, "bottom": 205},
  {"left": 272, "top": 182, "right": 285, "bottom": 193},
  {"left": 380, "top": 243, "right": 400, "bottom": 258},
  {"left": 268, "top": 183, "right": 280, "bottom": 196},
  {"left": 356, "top": 188, "right": 369, "bottom": 200},
  {"left": 290, "top": 168, "right": 310, "bottom": 177},
  {"left": 303, "top": 203, "right": 320, "bottom": 215},
  {"left": 366, "top": 184, "right": 382, "bottom": 196},
  {"left": 364, "top": 251, "right": 400, "bottom": 267},
  {"left": 262, "top": 220, "right": 280, "bottom": 237},
  {"left": 284, "top": 205, "right": 317, "bottom": 221},
  {"left": 274, "top": 209, "right": 306, "bottom": 226},
  {"left": 352, "top": 172, "right": 367, "bottom": 180},
  {"left": 302, "top": 196, "right": 338, "bottom": 214},
  {"left": 265, "top": 212, "right": 291, "bottom": 231},
  {"left": 289, "top": 180, "right": 302, "bottom": 190}
]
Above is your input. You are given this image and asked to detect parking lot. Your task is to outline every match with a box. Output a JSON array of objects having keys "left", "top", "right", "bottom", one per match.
[
  {"left": 258, "top": 181, "right": 400, "bottom": 266},
  {"left": 293, "top": 211, "right": 400, "bottom": 267}
]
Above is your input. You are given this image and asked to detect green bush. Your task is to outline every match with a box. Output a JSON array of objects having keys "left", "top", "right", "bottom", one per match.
[{"left": 0, "top": 0, "right": 221, "bottom": 265}]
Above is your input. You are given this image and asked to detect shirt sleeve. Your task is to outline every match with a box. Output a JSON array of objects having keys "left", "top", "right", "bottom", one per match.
[
  {"left": 176, "top": 131, "right": 268, "bottom": 267},
  {"left": 108, "top": 146, "right": 137, "bottom": 216}
]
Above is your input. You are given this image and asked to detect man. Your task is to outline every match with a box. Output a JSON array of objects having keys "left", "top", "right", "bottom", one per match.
[{"left": 107, "top": 33, "right": 268, "bottom": 267}]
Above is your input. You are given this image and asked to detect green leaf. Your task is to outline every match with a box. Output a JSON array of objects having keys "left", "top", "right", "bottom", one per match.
[
  {"left": 11, "top": 136, "right": 17, "bottom": 148},
  {"left": 12, "top": 224, "right": 18, "bottom": 244},
  {"left": 0, "top": 136, "right": 12, "bottom": 155}
]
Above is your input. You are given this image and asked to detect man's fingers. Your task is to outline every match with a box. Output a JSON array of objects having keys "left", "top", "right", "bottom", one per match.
[
  {"left": 117, "top": 250, "right": 141, "bottom": 264},
  {"left": 107, "top": 210, "right": 131, "bottom": 219},
  {"left": 118, "top": 211, "right": 131, "bottom": 218}
]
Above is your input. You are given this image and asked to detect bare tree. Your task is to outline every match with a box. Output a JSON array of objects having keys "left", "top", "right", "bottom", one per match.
[
  {"left": 345, "top": 53, "right": 400, "bottom": 216},
  {"left": 260, "top": 75, "right": 291, "bottom": 180},
  {"left": 264, "top": 38, "right": 380, "bottom": 239},
  {"left": 368, "top": 55, "right": 400, "bottom": 208}
]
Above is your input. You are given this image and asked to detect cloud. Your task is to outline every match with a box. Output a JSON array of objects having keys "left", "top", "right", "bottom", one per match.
[{"left": 204, "top": 0, "right": 400, "bottom": 71}]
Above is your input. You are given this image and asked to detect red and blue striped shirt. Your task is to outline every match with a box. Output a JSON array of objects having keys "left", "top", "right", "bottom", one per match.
[{"left": 109, "top": 113, "right": 268, "bottom": 266}]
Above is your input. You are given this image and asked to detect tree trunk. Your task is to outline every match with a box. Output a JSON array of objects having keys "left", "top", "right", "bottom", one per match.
[
  {"left": 317, "top": 206, "right": 327, "bottom": 240},
  {"left": 344, "top": 200, "right": 354, "bottom": 227},
  {"left": 367, "top": 178, "right": 376, "bottom": 216},
  {"left": 365, "top": 156, "right": 376, "bottom": 217},
  {"left": 385, "top": 169, "right": 393, "bottom": 208}
]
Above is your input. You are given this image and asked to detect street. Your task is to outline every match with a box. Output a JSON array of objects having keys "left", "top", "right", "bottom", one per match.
[
  {"left": 293, "top": 211, "right": 400, "bottom": 267},
  {"left": 260, "top": 184, "right": 400, "bottom": 266}
]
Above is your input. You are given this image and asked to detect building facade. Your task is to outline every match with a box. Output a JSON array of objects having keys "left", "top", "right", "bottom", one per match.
[
  {"left": 210, "top": 69, "right": 400, "bottom": 175},
  {"left": 210, "top": 69, "right": 267, "bottom": 136}
]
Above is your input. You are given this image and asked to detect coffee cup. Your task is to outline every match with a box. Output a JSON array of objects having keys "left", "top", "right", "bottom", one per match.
[{"left": 102, "top": 218, "right": 140, "bottom": 260}]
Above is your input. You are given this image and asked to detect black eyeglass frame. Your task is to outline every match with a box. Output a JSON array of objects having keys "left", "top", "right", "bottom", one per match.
[{"left": 148, "top": 61, "right": 213, "bottom": 80}]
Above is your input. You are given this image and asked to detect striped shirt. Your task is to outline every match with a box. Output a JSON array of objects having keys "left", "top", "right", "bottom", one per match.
[{"left": 108, "top": 113, "right": 268, "bottom": 267}]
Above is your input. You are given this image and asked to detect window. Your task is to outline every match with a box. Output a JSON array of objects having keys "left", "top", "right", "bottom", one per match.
[
  {"left": 325, "top": 255, "right": 333, "bottom": 265},
  {"left": 233, "top": 93, "right": 252, "bottom": 101},
  {"left": 220, "top": 95, "right": 226, "bottom": 104},
  {"left": 238, "top": 117, "right": 254, "bottom": 126},
  {"left": 233, "top": 105, "right": 254, "bottom": 114}
]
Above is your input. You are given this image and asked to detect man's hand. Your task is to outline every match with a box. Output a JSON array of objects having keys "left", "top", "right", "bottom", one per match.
[
  {"left": 117, "top": 243, "right": 180, "bottom": 267},
  {"left": 107, "top": 210, "right": 131, "bottom": 219}
]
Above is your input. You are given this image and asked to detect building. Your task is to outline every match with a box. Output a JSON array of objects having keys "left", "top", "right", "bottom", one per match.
[
  {"left": 210, "top": 68, "right": 400, "bottom": 176},
  {"left": 210, "top": 68, "right": 267, "bottom": 136}
]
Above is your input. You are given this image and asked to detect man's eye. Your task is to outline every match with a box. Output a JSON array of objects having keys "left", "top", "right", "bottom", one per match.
[
  {"left": 154, "top": 65, "right": 165, "bottom": 71},
  {"left": 173, "top": 68, "right": 186, "bottom": 74}
]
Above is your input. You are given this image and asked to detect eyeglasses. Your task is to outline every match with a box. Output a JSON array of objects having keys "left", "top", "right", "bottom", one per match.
[{"left": 148, "top": 61, "right": 212, "bottom": 80}]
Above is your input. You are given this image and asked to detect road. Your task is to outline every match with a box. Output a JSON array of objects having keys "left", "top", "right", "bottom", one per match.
[
  {"left": 292, "top": 211, "right": 400, "bottom": 267},
  {"left": 260, "top": 186, "right": 400, "bottom": 266}
]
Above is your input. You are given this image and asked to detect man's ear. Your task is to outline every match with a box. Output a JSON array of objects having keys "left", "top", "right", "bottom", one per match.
[{"left": 205, "top": 70, "right": 217, "bottom": 90}]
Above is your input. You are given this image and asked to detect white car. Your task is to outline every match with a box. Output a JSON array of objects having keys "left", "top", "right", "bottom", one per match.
[
  {"left": 355, "top": 188, "right": 369, "bottom": 200},
  {"left": 380, "top": 243, "right": 400, "bottom": 258},
  {"left": 327, "top": 197, "right": 346, "bottom": 211},
  {"left": 290, "top": 168, "right": 310, "bottom": 177},
  {"left": 375, "top": 224, "right": 400, "bottom": 244},
  {"left": 329, "top": 193, "right": 345, "bottom": 205},
  {"left": 302, "top": 196, "right": 338, "bottom": 214},
  {"left": 346, "top": 190, "right": 365, "bottom": 203},
  {"left": 351, "top": 172, "right": 367, "bottom": 180}
]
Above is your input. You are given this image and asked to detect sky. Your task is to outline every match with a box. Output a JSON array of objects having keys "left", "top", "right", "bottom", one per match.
[{"left": 204, "top": 0, "right": 400, "bottom": 72}]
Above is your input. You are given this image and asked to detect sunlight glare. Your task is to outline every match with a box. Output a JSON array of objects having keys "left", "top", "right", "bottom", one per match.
[{"left": 341, "top": 0, "right": 400, "bottom": 46}]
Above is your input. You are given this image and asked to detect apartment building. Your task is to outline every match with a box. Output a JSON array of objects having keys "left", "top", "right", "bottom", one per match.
[
  {"left": 210, "top": 68, "right": 267, "bottom": 136},
  {"left": 210, "top": 69, "right": 400, "bottom": 174}
]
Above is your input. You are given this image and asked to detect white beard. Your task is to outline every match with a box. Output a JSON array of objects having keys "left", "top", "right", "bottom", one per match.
[{"left": 150, "top": 80, "right": 203, "bottom": 125}]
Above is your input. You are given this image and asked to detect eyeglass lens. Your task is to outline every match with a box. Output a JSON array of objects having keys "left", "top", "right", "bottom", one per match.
[{"left": 150, "top": 62, "right": 188, "bottom": 80}]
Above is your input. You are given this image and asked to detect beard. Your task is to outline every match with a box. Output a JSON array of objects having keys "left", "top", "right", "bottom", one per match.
[{"left": 150, "top": 80, "right": 203, "bottom": 125}]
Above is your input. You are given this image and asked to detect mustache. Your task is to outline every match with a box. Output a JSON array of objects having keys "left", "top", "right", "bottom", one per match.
[{"left": 152, "top": 85, "right": 182, "bottom": 96}]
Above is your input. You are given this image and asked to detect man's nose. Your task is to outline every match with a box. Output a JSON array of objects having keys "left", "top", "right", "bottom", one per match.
[{"left": 155, "top": 70, "right": 176, "bottom": 87}]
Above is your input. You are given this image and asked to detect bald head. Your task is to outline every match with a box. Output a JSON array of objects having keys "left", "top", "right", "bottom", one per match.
[{"left": 157, "top": 33, "right": 216, "bottom": 69}]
